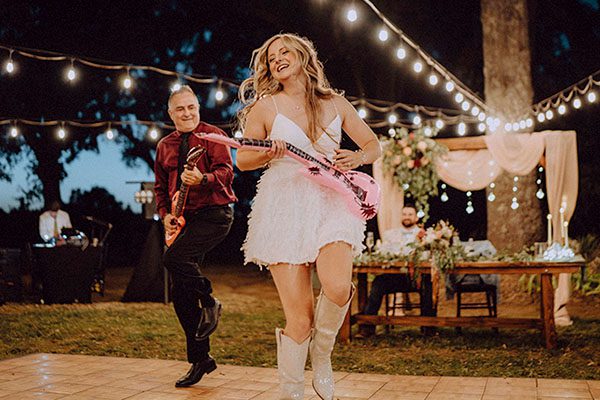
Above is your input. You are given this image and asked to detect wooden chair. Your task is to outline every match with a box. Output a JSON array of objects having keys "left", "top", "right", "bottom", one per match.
[{"left": 455, "top": 275, "right": 498, "bottom": 333}]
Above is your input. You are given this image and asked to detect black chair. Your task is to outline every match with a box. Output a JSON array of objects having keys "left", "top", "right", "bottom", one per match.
[
  {"left": 384, "top": 289, "right": 421, "bottom": 332},
  {"left": 455, "top": 275, "right": 498, "bottom": 333}
]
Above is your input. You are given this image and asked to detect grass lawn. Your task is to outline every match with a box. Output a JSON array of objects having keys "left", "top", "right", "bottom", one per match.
[{"left": 2, "top": 263, "right": 600, "bottom": 379}]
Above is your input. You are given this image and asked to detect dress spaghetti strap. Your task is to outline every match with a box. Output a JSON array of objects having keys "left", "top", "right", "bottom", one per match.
[{"left": 271, "top": 95, "right": 279, "bottom": 113}]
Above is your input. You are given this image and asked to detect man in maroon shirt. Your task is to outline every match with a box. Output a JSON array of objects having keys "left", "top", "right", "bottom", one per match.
[{"left": 154, "top": 85, "right": 236, "bottom": 387}]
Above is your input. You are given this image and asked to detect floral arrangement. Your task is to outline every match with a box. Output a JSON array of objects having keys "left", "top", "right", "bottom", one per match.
[
  {"left": 381, "top": 127, "right": 447, "bottom": 221},
  {"left": 409, "top": 220, "right": 462, "bottom": 273}
]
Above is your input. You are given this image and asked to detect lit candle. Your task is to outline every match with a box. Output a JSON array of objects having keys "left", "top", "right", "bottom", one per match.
[
  {"left": 563, "top": 221, "right": 569, "bottom": 248},
  {"left": 547, "top": 214, "right": 552, "bottom": 245},
  {"left": 559, "top": 207, "right": 565, "bottom": 241}
]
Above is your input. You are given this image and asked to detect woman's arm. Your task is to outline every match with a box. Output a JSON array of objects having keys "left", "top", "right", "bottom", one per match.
[
  {"left": 236, "top": 99, "right": 282, "bottom": 171},
  {"left": 332, "top": 95, "right": 382, "bottom": 171}
]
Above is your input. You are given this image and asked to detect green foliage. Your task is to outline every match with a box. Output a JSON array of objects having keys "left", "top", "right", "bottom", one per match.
[{"left": 381, "top": 128, "right": 447, "bottom": 221}]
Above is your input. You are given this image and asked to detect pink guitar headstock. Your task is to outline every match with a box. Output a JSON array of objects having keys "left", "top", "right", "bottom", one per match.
[{"left": 186, "top": 145, "right": 206, "bottom": 166}]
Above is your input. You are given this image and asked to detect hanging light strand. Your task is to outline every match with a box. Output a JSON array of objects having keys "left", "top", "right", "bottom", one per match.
[{"left": 357, "top": 0, "right": 488, "bottom": 113}]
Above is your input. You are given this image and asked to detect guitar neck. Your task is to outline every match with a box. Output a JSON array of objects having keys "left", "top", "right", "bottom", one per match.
[{"left": 237, "top": 138, "right": 330, "bottom": 170}]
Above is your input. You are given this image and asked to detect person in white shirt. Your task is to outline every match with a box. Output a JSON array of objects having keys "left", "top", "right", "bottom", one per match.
[
  {"left": 39, "top": 201, "right": 72, "bottom": 245},
  {"left": 356, "top": 203, "right": 424, "bottom": 338}
]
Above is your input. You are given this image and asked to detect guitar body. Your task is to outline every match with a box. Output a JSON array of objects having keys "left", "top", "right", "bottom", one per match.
[
  {"left": 298, "top": 163, "right": 379, "bottom": 220},
  {"left": 165, "top": 191, "right": 187, "bottom": 247},
  {"left": 195, "top": 132, "right": 380, "bottom": 220},
  {"left": 164, "top": 145, "right": 206, "bottom": 247}
]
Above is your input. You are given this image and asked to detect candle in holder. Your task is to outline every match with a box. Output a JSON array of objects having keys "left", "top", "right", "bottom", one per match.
[
  {"left": 563, "top": 221, "right": 569, "bottom": 248},
  {"left": 546, "top": 214, "right": 552, "bottom": 245},
  {"left": 559, "top": 207, "right": 565, "bottom": 241}
]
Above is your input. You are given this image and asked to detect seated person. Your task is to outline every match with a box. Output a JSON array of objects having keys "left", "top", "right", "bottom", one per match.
[
  {"left": 356, "top": 203, "right": 424, "bottom": 338},
  {"left": 39, "top": 200, "right": 72, "bottom": 245}
]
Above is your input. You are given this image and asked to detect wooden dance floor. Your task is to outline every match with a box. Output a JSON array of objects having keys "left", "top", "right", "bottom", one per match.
[{"left": 0, "top": 353, "right": 598, "bottom": 399}]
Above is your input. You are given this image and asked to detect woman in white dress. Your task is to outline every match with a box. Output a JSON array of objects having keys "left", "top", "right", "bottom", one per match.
[{"left": 236, "top": 33, "right": 381, "bottom": 400}]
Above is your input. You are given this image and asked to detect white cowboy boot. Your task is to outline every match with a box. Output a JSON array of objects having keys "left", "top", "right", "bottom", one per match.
[
  {"left": 310, "top": 285, "right": 355, "bottom": 400},
  {"left": 276, "top": 328, "right": 309, "bottom": 400}
]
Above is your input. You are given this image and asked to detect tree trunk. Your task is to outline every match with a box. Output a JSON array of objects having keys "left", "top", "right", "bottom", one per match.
[
  {"left": 28, "top": 133, "right": 66, "bottom": 209},
  {"left": 481, "top": 0, "right": 543, "bottom": 251}
]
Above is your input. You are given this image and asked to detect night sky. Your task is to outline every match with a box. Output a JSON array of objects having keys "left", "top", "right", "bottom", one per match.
[{"left": 1, "top": 0, "right": 599, "bottom": 239}]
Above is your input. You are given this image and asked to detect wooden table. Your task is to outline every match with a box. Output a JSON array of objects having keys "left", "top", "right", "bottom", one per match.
[{"left": 342, "top": 260, "right": 584, "bottom": 349}]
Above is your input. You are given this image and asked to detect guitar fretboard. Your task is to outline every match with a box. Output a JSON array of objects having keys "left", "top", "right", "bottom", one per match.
[{"left": 237, "top": 138, "right": 365, "bottom": 200}]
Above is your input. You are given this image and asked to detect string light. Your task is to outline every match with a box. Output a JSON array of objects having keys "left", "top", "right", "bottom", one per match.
[
  {"left": 461, "top": 101, "right": 470, "bottom": 111},
  {"left": 358, "top": 107, "right": 367, "bottom": 119},
  {"left": 573, "top": 97, "right": 582, "bottom": 109},
  {"left": 588, "top": 91, "right": 597, "bottom": 103},
  {"left": 395, "top": 46, "right": 406, "bottom": 60},
  {"left": 435, "top": 119, "right": 444, "bottom": 129},
  {"left": 477, "top": 112, "right": 486, "bottom": 122},
  {"left": 105, "top": 124, "right": 115, "bottom": 140},
  {"left": 5, "top": 50, "right": 15, "bottom": 73},
  {"left": 346, "top": 7, "right": 358, "bottom": 22},
  {"left": 122, "top": 68, "right": 133, "bottom": 89},
  {"left": 457, "top": 122, "right": 466, "bottom": 135},
  {"left": 428, "top": 73, "right": 438, "bottom": 86},
  {"left": 545, "top": 109, "right": 554, "bottom": 120},
  {"left": 454, "top": 93, "right": 464, "bottom": 103},
  {"left": 413, "top": 61, "right": 423, "bottom": 73},
  {"left": 66, "top": 59, "right": 76, "bottom": 81},
  {"left": 57, "top": 124, "right": 66, "bottom": 140},
  {"left": 511, "top": 176, "right": 519, "bottom": 210},
  {"left": 387, "top": 114, "right": 398, "bottom": 124},
  {"left": 215, "top": 81, "right": 225, "bottom": 102},
  {"left": 387, "top": 127, "right": 396, "bottom": 137},
  {"left": 9, "top": 125, "right": 19, "bottom": 138},
  {"left": 557, "top": 104, "right": 567, "bottom": 115},
  {"left": 378, "top": 28, "right": 389, "bottom": 42},
  {"left": 465, "top": 191, "right": 474, "bottom": 214},
  {"left": 445, "top": 81, "right": 455, "bottom": 92},
  {"left": 440, "top": 183, "right": 449, "bottom": 202},
  {"left": 171, "top": 81, "right": 182, "bottom": 92},
  {"left": 412, "top": 115, "right": 422, "bottom": 125},
  {"left": 423, "top": 126, "right": 433, "bottom": 137},
  {"left": 148, "top": 127, "right": 159, "bottom": 140},
  {"left": 477, "top": 122, "right": 486, "bottom": 132},
  {"left": 487, "top": 182, "right": 496, "bottom": 202},
  {"left": 536, "top": 166, "right": 545, "bottom": 200}
]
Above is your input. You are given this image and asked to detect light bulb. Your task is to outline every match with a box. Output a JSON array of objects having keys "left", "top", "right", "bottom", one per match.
[
  {"left": 505, "top": 122, "right": 512, "bottom": 132},
  {"left": 215, "top": 88, "right": 224, "bottom": 101},
  {"left": 387, "top": 114, "right": 398, "bottom": 124},
  {"left": 378, "top": 29, "right": 389, "bottom": 42},
  {"left": 435, "top": 119, "right": 444, "bottom": 129},
  {"left": 461, "top": 101, "right": 470, "bottom": 111},
  {"left": 67, "top": 67, "right": 76, "bottom": 81},
  {"left": 171, "top": 82, "right": 182, "bottom": 92},
  {"left": 587, "top": 91, "right": 597, "bottom": 103},
  {"left": 441, "top": 192, "right": 449, "bottom": 202},
  {"left": 149, "top": 128, "right": 159, "bottom": 140},
  {"left": 428, "top": 74, "right": 438, "bottom": 86},
  {"left": 545, "top": 110, "right": 554, "bottom": 120},
  {"left": 388, "top": 128, "right": 396, "bottom": 137},
  {"left": 105, "top": 128, "right": 115, "bottom": 140},
  {"left": 573, "top": 97, "right": 582, "bottom": 109},
  {"left": 395, "top": 47, "right": 406, "bottom": 60},
  {"left": 9, "top": 126, "right": 18, "bottom": 138},
  {"left": 357, "top": 107, "right": 367, "bottom": 119},
  {"left": 413, "top": 61, "right": 423, "bottom": 73},
  {"left": 536, "top": 188, "right": 545, "bottom": 199},
  {"left": 466, "top": 205, "right": 474, "bottom": 214},
  {"left": 424, "top": 126, "right": 433, "bottom": 137},
  {"left": 445, "top": 81, "right": 455, "bottom": 92},
  {"left": 123, "top": 75, "right": 132, "bottom": 89},
  {"left": 512, "top": 122, "right": 519, "bottom": 131},
  {"left": 478, "top": 122, "right": 486, "bottom": 132},
  {"left": 6, "top": 59, "right": 14, "bottom": 73},
  {"left": 526, "top": 118, "right": 533, "bottom": 127},
  {"left": 413, "top": 115, "right": 421, "bottom": 125},
  {"left": 487, "top": 192, "right": 496, "bottom": 202},
  {"left": 346, "top": 8, "right": 358, "bottom": 22},
  {"left": 470, "top": 106, "right": 480, "bottom": 116},
  {"left": 454, "top": 93, "right": 464, "bottom": 103},
  {"left": 537, "top": 113, "right": 545, "bottom": 122},
  {"left": 558, "top": 104, "right": 567, "bottom": 115},
  {"left": 57, "top": 127, "right": 66, "bottom": 139},
  {"left": 477, "top": 112, "right": 486, "bottom": 121},
  {"left": 457, "top": 122, "right": 466, "bottom": 135}
]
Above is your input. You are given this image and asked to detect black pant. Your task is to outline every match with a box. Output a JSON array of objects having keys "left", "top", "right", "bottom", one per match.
[
  {"left": 163, "top": 205, "right": 233, "bottom": 363},
  {"left": 364, "top": 274, "right": 435, "bottom": 318}
]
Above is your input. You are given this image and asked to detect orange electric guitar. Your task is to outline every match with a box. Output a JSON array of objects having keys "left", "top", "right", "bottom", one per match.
[{"left": 165, "top": 145, "right": 207, "bottom": 247}]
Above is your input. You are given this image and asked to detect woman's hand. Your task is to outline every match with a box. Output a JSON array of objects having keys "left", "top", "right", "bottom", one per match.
[
  {"left": 266, "top": 139, "right": 287, "bottom": 160},
  {"left": 333, "top": 148, "right": 364, "bottom": 171}
]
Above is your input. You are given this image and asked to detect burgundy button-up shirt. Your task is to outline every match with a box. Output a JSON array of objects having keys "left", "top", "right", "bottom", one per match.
[{"left": 154, "top": 122, "right": 237, "bottom": 219}]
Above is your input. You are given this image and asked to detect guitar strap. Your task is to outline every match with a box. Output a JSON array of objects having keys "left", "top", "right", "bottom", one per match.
[{"left": 176, "top": 132, "right": 191, "bottom": 191}]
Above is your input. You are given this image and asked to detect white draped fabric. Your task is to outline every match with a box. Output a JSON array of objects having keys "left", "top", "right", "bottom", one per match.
[{"left": 373, "top": 131, "right": 579, "bottom": 324}]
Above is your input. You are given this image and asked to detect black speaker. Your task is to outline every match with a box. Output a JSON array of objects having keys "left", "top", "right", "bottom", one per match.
[{"left": 0, "top": 248, "right": 23, "bottom": 303}]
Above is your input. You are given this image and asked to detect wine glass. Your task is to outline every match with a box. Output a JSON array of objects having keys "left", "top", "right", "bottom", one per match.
[{"left": 366, "top": 232, "right": 374, "bottom": 255}]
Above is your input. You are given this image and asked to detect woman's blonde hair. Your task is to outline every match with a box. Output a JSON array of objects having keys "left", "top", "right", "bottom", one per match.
[{"left": 237, "top": 33, "right": 339, "bottom": 144}]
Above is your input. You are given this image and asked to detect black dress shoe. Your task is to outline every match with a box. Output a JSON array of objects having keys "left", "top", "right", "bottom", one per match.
[
  {"left": 195, "top": 299, "right": 222, "bottom": 341},
  {"left": 175, "top": 356, "right": 217, "bottom": 387}
]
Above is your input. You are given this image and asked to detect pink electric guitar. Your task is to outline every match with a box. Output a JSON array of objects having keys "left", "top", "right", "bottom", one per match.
[
  {"left": 196, "top": 133, "right": 380, "bottom": 220},
  {"left": 165, "top": 145, "right": 207, "bottom": 247}
]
